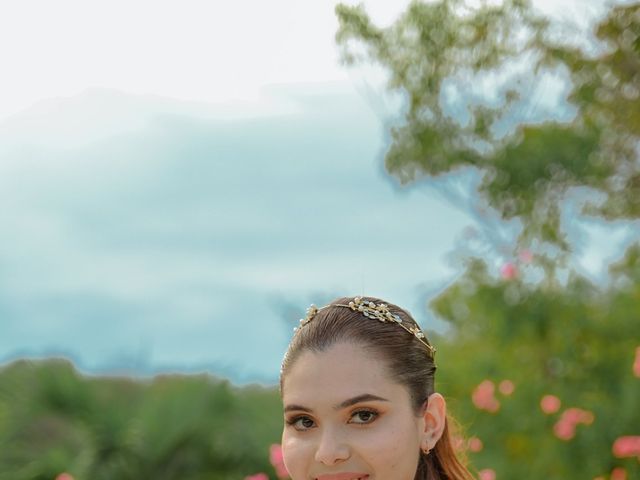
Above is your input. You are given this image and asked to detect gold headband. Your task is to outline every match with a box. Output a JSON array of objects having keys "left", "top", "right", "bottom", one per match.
[{"left": 295, "top": 296, "right": 436, "bottom": 359}]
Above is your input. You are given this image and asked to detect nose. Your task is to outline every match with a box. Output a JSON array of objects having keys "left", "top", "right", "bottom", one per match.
[{"left": 314, "top": 427, "right": 350, "bottom": 465}]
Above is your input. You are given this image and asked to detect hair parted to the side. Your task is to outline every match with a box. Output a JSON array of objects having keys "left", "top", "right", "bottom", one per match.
[{"left": 280, "top": 296, "right": 475, "bottom": 480}]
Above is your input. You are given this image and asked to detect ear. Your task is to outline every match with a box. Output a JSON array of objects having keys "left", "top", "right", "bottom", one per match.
[{"left": 420, "top": 392, "right": 447, "bottom": 452}]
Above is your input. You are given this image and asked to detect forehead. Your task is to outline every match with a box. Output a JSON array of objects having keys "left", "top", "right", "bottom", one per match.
[{"left": 282, "top": 342, "right": 404, "bottom": 403}]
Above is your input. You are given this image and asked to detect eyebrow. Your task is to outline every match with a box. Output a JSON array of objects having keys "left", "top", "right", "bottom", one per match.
[{"left": 284, "top": 393, "right": 390, "bottom": 413}]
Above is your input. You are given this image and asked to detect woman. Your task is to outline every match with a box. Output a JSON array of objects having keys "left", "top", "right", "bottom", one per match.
[{"left": 279, "top": 296, "right": 475, "bottom": 480}]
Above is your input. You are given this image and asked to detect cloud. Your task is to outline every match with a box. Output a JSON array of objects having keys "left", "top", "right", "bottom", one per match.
[{"left": 0, "top": 86, "right": 469, "bottom": 383}]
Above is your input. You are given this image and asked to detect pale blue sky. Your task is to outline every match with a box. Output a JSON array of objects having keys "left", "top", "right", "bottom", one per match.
[
  {"left": 0, "top": 0, "right": 636, "bottom": 384},
  {"left": 0, "top": 0, "right": 622, "bottom": 121}
]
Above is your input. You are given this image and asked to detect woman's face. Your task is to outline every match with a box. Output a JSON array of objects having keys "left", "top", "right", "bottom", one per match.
[{"left": 281, "top": 342, "right": 428, "bottom": 480}]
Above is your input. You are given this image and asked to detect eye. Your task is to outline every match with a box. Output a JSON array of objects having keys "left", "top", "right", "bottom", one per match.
[
  {"left": 286, "top": 415, "right": 316, "bottom": 431},
  {"left": 349, "top": 409, "right": 379, "bottom": 424}
]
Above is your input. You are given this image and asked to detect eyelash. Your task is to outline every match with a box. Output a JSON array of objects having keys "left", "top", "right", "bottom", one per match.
[{"left": 286, "top": 409, "right": 379, "bottom": 431}]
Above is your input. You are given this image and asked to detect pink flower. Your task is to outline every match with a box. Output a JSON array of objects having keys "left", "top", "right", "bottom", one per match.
[
  {"left": 553, "top": 407, "right": 595, "bottom": 440},
  {"left": 633, "top": 346, "right": 640, "bottom": 378},
  {"left": 55, "top": 474, "right": 74, "bottom": 480},
  {"left": 269, "top": 444, "right": 289, "bottom": 479},
  {"left": 611, "top": 467, "right": 627, "bottom": 480},
  {"left": 519, "top": 250, "right": 533, "bottom": 264},
  {"left": 498, "top": 380, "right": 515, "bottom": 396},
  {"left": 452, "top": 434, "right": 465, "bottom": 452},
  {"left": 540, "top": 395, "right": 561, "bottom": 414},
  {"left": 612, "top": 436, "right": 640, "bottom": 458},
  {"left": 472, "top": 380, "right": 500, "bottom": 413},
  {"left": 478, "top": 468, "right": 496, "bottom": 480},
  {"left": 269, "top": 444, "right": 284, "bottom": 466},
  {"left": 468, "top": 436, "right": 483, "bottom": 452},
  {"left": 500, "top": 262, "right": 518, "bottom": 280},
  {"left": 245, "top": 474, "right": 269, "bottom": 480},
  {"left": 553, "top": 419, "right": 576, "bottom": 440},
  {"left": 562, "top": 407, "right": 594, "bottom": 425}
]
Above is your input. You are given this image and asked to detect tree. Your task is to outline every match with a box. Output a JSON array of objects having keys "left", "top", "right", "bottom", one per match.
[{"left": 336, "top": 1, "right": 640, "bottom": 478}]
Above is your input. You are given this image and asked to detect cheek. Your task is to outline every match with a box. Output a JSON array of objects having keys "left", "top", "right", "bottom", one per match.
[
  {"left": 282, "top": 432, "right": 311, "bottom": 479},
  {"left": 367, "top": 425, "right": 413, "bottom": 455},
  {"left": 364, "top": 421, "right": 421, "bottom": 474}
]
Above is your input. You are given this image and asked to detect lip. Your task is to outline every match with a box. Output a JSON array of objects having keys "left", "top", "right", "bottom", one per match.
[{"left": 314, "top": 474, "right": 369, "bottom": 480}]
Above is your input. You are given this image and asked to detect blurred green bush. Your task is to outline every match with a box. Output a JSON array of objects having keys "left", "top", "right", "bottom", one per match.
[{"left": 0, "top": 360, "right": 283, "bottom": 480}]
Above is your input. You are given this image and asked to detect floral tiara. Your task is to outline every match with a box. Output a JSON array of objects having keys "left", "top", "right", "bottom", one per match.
[{"left": 295, "top": 296, "right": 436, "bottom": 359}]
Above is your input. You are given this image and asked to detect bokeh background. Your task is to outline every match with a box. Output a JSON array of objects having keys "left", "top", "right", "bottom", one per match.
[{"left": 0, "top": 0, "right": 638, "bottom": 479}]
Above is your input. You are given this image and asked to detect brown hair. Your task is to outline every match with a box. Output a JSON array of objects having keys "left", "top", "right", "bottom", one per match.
[{"left": 280, "top": 296, "right": 475, "bottom": 480}]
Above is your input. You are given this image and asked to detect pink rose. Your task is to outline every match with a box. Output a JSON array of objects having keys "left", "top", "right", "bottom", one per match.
[
  {"left": 553, "top": 418, "right": 575, "bottom": 440},
  {"left": 478, "top": 468, "right": 496, "bottom": 480},
  {"left": 55, "top": 474, "right": 74, "bottom": 480},
  {"left": 540, "top": 395, "right": 561, "bottom": 414},
  {"left": 468, "top": 436, "right": 483, "bottom": 452},
  {"left": 633, "top": 346, "right": 640, "bottom": 378},
  {"left": 472, "top": 380, "right": 500, "bottom": 413},
  {"left": 612, "top": 436, "right": 640, "bottom": 458},
  {"left": 269, "top": 443, "right": 289, "bottom": 479},
  {"left": 553, "top": 407, "right": 594, "bottom": 440},
  {"left": 611, "top": 467, "right": 627, "bottom": 480},
  {"left": 245, "top": 474, "right": 269, "bottom": 480},
  {"left": 562, "top": 407, "right": 594, "bottom": 425},
  {"left": 498, "top": 380, "right": 515, "bottom": 396},
  {"left": 500, "top": 263, "right": 518, "bottom": 280},
  {"left": 519, "top": 250, "right": 533, "bottom": 264},
  {"left": 451, "top": 434, "right": 465, "bottom": 452}
]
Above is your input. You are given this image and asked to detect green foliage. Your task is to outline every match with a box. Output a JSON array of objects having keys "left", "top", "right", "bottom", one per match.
[
  {"left": 0, "top": 360, "right": 283, "bottom": 480},
  {"left": 336, "top": 0, "right": 640, "bottom": 251},
  {"left": 429, "top": 249, "right": 640, "bottom": 478},
  {"left": 337, "top": 0, "right": 640, "bottom": 478}
]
